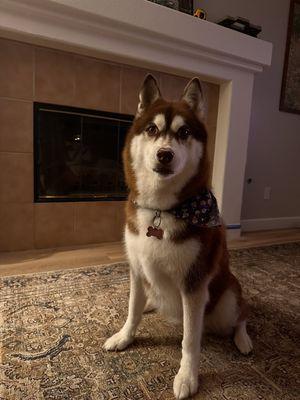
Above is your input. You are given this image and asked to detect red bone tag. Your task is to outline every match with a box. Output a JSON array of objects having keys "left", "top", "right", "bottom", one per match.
[{"left": 146, "top": 226, "right": 164, "bottom": 240}]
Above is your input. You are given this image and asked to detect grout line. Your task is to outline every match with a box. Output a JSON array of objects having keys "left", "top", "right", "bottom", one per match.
[
  {"left": 0, "top": 96, "right": 32, "bottom": 103},
  {"left": 0, "top": 151, "right": 33, "bottom": 155},
  {"left": 33, "top": 200, "right": 37, "bottom": 250},
  {"left": 32, "top": 47, "right": 36, "bottom": 98},
  {"left": 119, "top": 66, "right": 123, "bottom": 113}
]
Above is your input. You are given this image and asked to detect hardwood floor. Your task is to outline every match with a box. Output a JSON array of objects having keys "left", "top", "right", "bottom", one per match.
[{"left": 0, "top": 228, "right": 299, "bottom": 277}]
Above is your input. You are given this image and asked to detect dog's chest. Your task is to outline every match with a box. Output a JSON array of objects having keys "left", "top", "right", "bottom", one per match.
[{"left": 126, "top": 209, "right": 201, "bottom": 279}]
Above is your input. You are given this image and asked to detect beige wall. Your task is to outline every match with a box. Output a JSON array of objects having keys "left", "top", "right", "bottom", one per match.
[
  {"left": 194, "top": 0, "right": 300, "bottom": 221},
  {"left": 0, "top": 38, "right": 219, "bottom": 251}
]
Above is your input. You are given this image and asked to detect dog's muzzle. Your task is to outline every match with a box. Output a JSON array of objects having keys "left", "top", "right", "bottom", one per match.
[
  {"left": 156, "top": 148, "right": 174, "bottom": 165},
  {"left": 153, "top": 147, "right": 174, "bottom": 176}
]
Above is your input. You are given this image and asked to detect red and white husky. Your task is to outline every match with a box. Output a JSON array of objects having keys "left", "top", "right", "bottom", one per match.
[{"left": 104, "top": 75, "right": 253, "bottom": 399}]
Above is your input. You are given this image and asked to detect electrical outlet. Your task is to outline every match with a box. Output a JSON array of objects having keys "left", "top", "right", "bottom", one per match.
[{"left": 264, "top": 186, "right": 271, "bottom": 200}]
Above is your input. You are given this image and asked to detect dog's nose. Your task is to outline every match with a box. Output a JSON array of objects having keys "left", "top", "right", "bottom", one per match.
[{"left": 157, "top": 148, "right": 174, "bottom": 165}]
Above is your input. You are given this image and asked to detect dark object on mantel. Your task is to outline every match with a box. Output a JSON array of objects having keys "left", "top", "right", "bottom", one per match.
[
  {"left": 218, "top": 17, "right": 262, "bottom": 37},
  {"left": 147, "top": 0, "right": 193, "bottom": 15}
]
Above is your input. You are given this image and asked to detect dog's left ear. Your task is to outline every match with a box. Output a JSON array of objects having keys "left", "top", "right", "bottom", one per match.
[
  {"left": 181, "top": 78, "right": 204, "bottom": 115},
  {"left": 137, "top": 74, "right": 161, "bottom": 117}
]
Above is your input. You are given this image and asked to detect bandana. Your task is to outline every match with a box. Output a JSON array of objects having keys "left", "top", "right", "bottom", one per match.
[
  {"left": 170, "top": 189, "right": 221, "bottom": 228},
  {"left": 133, "top": 188, "right": 221, "bottom": 229}
]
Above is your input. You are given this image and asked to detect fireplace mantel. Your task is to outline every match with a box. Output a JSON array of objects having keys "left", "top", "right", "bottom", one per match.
[
  {"left": 0, "top": 0, "right": 273, "bottom": 237},
  {"left": 0, "top": 0, "right": 272, "bottom": 77}
]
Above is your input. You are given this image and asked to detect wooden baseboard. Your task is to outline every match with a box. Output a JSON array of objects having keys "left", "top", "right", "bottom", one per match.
[{"left": 241, "top": 216, "right": 300, "bottom": 232}]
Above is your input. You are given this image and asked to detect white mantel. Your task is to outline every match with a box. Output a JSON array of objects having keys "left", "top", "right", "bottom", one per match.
[{"left": 0, "top": 0, "right": 273, "bottom": 237}]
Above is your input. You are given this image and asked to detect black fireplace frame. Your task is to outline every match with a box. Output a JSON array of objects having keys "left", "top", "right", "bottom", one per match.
[{"left": 34, "top": 102, "right": 134, "bottom": 203}]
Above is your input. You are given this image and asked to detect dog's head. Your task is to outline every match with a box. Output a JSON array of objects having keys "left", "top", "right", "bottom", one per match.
[{"left": 123, "top": 75, "right": 209, "bottom": 208}]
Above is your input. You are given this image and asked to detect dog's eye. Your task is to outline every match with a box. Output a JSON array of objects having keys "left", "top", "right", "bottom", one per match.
[
  {"left": 146, "top": 123, "right": 158, "bottom": 137},
  {"left": 178, "top": 126, "right": 191, "bottom": 140}
]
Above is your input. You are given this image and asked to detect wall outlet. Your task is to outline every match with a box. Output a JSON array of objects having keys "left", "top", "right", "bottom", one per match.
[{"left": 264, "top": 186, "right": 271, "bottom": 200}]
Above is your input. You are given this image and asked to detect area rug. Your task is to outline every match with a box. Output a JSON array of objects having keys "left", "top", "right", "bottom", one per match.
[{"left": 0, "top": 243, "right": 299, "bottom": 400}]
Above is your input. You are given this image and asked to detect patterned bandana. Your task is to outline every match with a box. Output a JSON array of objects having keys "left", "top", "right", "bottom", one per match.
[
  {"left": 132, "top": 188, "right": 222, "bottom": 230},
  {"left": 170, "top": 189, "right": 221, "bottom": 228}
]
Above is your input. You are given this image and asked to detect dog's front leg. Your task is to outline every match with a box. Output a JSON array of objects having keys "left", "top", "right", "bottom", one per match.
[
  {"left": 173, "top": 285, "right": 209, "bottom": 400},
  {"left": 103, "top": 269, "right": 146, "bottom": 351}
]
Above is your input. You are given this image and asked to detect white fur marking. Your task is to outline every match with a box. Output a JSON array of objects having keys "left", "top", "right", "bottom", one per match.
[
  {"left": 174, "top": 287, "right": 208, "bottom": 399},
  {"left": 153, "top": 113, "right": 166, "bottom": 132},
  {"left": 171, "top": 115, "right": 185, "bottom": 132},
  {"left": 125, "top": 223, "right": 201, "bottom": 323},
  {"left": 103, "top": 270, "right": 146, "bottom": 351}
]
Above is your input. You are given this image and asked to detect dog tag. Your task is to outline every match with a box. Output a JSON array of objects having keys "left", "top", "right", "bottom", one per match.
[
  {"left": 146, "top": 210, "right": 163, "bottom": 239},
  {"left": 146, "top": 226, "right": 164, "bottom": 240}
]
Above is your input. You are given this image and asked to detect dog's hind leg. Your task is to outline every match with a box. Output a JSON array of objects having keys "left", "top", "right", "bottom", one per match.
[
  {"left": 233, "top": 293, "right": 253, "bottom": 355},
  {"left": 144, "top": 298, "right": 157, "bottom": 313},
  {"left": 205, "top": 273, "right": 253, "bottom": 355},
  {"left": 142, "top": 279, "right": 157, "bottom": 313}
]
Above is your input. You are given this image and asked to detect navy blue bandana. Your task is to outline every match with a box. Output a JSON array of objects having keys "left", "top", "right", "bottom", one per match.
[{"left": 170, "top": 189, "right": 221, "bottom": 228}]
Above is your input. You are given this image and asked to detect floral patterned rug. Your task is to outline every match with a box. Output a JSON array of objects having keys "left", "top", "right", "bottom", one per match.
[{"left": 0, "top": 243, "right": 299, "bottom": 400}]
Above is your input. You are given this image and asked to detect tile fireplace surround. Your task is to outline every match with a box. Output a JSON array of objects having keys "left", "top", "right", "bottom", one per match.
[{"left": 0, "top": 0, "right": 272, "bottom": 251}]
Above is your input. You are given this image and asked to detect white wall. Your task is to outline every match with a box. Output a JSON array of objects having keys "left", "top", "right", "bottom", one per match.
[{"left": 194, "top": 0, "right": 300, "bottom": 227}]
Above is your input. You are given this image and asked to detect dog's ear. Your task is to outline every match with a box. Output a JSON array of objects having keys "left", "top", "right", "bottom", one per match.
[
  {"left": 137, "top": 74, "right": 161, "bottom": 117},
  {"left": 181, "top": 78, "right": 204, "bottom": 115}
]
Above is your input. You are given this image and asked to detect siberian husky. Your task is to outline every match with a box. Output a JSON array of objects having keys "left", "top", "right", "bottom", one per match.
[{"left": 104, "top": 75, "right": 253, "bottom": 399}]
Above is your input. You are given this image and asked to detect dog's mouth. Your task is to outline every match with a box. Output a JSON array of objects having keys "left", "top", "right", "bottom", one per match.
[{"left": 153, "top": 165, "right": 173, "bottom": 176}]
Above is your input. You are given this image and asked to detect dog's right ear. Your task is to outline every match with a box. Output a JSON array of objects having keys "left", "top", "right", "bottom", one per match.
[{"left": 137, "top": 74, "right": 161, "bottom": 117}]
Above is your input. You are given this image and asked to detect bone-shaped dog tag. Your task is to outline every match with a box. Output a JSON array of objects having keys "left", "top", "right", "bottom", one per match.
[{"left": 146, "top": 226, "right": 164, "bottom": 240}]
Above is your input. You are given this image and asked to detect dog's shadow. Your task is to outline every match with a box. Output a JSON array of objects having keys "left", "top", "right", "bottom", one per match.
[{"left": 131, "top": 335, "right": 182, "bottom": 350}]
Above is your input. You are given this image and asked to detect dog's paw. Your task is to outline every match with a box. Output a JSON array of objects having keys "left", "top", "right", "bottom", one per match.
[
  {"left": 234, "top": 322, "right": 253, "bottom": 355},
  {"left": 173, "top": 368, "right": 199, "bottom": 400},
  {"left": 234, "top": 330, "right": 253, "bottom": 354},
  {"left": 103, "top": 330, "right": 133, "bottom": 351}
]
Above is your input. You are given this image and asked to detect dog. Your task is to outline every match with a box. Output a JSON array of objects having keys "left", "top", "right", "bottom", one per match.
[{"left": 104, "top": 75, "right": 253, "bottom": 399}]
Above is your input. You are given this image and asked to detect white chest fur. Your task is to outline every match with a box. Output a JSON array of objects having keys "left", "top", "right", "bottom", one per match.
[
  {"left": 125, "top": 209, "right": 201, "bottom": 322},
  {"left": 125, "top": 208, "right": 201, "bottom": 286}
]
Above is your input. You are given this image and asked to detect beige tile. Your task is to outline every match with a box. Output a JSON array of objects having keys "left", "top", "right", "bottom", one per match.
[
  {"left": 0, "top": 203, "right": 34, "bottom": 251},
  {"left": 160, "top": 72, "right": 189, "bottom": 101},
  {"left": 0, "top": 153, "right": 33, "bottom": 202},
  {"left": 75, "top": 201, "right": 125, "bottom": 245},
  {"left": 35, "top": 48, "right": 75, "bottom": 104},
  {"left": 74, "top": 57, "right": 120, "bottom": 112},
  {"left": 34, "top": 203, "right": 76, "bottom": 248},
  {"left": 0, "top": 38, "right": 34, "bottom": 99},
  {"left": 0, "top": 99, "right": 33, "bottom": 153},
  {"left": 120, "top": 65, "right": 160, "bottom": 115}
]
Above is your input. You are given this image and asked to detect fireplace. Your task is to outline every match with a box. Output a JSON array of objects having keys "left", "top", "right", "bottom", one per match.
[
  {"left": 34, "top": 103, "right": 133, "bottom": 202},
  {"left": 0, "top": 0, "right": 272, "bottom": 250}
]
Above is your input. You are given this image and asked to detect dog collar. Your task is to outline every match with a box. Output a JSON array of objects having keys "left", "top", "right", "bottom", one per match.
[{"left": 132, "top": 189, "right": 221, "bottom": 239}]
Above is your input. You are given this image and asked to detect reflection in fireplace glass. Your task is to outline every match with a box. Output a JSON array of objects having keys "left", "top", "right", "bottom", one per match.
[{"left": 34, "top": 103, "right": 133, "bottom": 202}]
